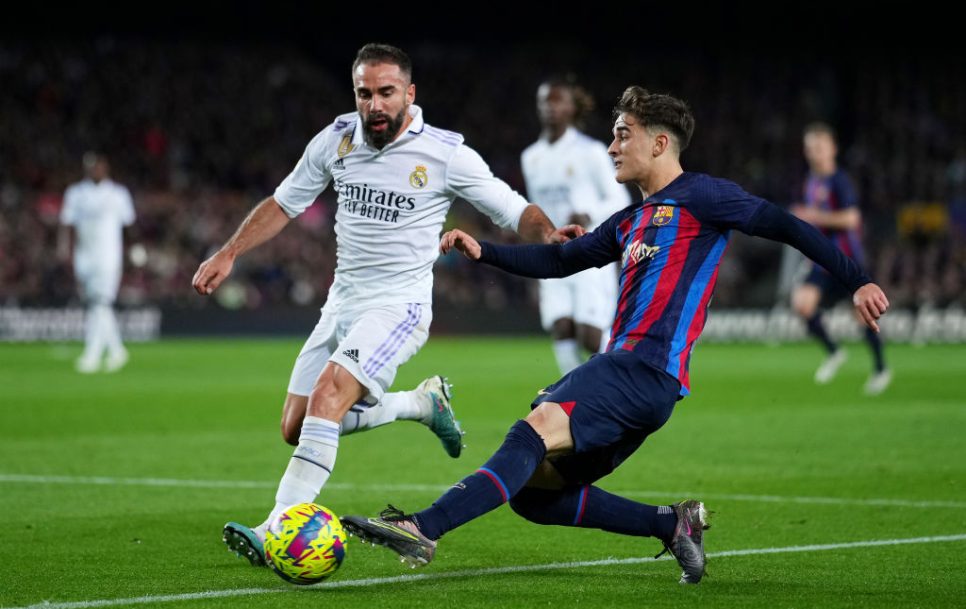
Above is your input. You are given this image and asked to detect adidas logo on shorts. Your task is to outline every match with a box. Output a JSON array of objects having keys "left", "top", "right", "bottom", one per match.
[{"left": 342, "top": 348, "right": 359, "bottom": 362}]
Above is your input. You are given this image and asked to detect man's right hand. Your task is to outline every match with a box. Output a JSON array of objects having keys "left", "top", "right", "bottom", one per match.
[
  {"left": 192, "top": 249, "right": 235, "bottom": 295},
  {"left": 439, "top": 229, "right": 482, "bottom": 260}
]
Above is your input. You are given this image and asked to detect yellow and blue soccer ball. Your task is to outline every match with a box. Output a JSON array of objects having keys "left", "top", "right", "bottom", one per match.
[{"left": 264, "top": 503, "right": 347, "bottom": 585}]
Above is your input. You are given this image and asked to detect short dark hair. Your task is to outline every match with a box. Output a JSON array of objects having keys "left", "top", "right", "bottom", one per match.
[
  {"left": 541, "top": 74, "right": 595, "bottom": 127},
  {"left": 803, "top": 121, "right": 837, "bottom": 142},
  {"left": 613, "top": 86, "right": 695, "bottom": 152},
  {"left": 352, "top": 43, "right": 412, "bottom": 81}
]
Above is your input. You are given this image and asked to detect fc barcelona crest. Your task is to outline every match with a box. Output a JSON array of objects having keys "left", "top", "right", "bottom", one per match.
[{"left": 652, "top": 205, "right": 675, "bottom": 226}]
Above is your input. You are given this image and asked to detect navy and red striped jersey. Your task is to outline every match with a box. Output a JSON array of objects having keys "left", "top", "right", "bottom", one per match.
[
  {"left": 803, "top": 170, "right": 865, "bottom": 267},
  {"left": 594, "top": 172, "right": 765, "bottom": 394},
  {"left": 479, "top": 171, "right": 870, "bottom": 397}
]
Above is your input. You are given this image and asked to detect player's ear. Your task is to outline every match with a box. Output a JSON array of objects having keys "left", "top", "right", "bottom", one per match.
[
  {"left": 653, "top": 132, "right": 669, "bottom": 157},
  {"left": 407, "top": 83, "right": 416, "bottom": 105}
]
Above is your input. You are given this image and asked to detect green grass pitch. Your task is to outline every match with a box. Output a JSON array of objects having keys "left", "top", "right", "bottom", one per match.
[{"left": 1, "top": 337, "right": 964, "bottom": 608}]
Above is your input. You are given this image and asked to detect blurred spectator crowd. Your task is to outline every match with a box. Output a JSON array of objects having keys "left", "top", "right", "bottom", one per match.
[{"left": 2, "top": 40, "right": 964, "bottom": 312}]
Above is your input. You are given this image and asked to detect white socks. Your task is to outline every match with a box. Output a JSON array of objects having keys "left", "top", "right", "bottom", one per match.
[
  {"left": 80, "top": 304, "right": 125, "bottom": 363},
  {"left": 552, "top": 338, "right": 582, "bottom": 375},
  {"left": 257, "top": 416, "right": 340, "bottom": 538},
  {"left": 340, "top": 391, "right": 427, "bottom": 435}
]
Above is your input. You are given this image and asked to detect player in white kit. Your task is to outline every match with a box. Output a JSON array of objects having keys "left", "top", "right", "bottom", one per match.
[
  {"left": 59, "top": 152, "right": 135, "bottom": 373},
  {"left": 191, "top": 44, "right": 564, "bottom": 567},
  {"left": 521, "top": 78, "right": 630, "bottom": 374}
]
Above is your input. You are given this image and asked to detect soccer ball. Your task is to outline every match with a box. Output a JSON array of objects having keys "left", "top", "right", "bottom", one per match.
[{"left": 264, "top": 503, "right": 348, "bottom": 585}]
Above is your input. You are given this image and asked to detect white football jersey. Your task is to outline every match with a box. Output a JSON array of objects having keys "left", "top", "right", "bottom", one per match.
[
  {"left": 521, "top": 127, "right": 630, "bottom": 229},
  {"left": 60, "top": 178, "right": 135, "bottom": 272},
  {"left": 274, "top": 104, "right": 529, "bottom": 312}
]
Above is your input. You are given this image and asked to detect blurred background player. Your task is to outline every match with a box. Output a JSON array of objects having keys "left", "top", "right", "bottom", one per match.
[
  {"left": 58, "top": 152, "right": 135, "bottom": 373},
  {"left": 790, "top": 122, "right": 891, "bottom": 395},
  {"left": 191, "top": 43, "right": 562, "bottom": 567},
  {"left": 521, "top": 77, "right": 630, "bottom": 374}
]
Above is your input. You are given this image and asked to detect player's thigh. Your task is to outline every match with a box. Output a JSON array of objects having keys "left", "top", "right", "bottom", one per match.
[
  {"left": 287, "top": 306, "right": 339, "bottom": 397},
  {"left": 306, "top": 361, "right": 368, "bottom": 420},
  {"left": 539, "top": 278, "right": 577, "bottom": 332},
  {"left": 791, "top": 282, "right": 822, "bottom": 317},
  {"left": 571, "top": 264, "right": 618, "bottom": 333},
  {"left": 531, "top": 351, "right": 679, "bottom": 485},
  {"left": 328, "top": 303, "right": 431, "bottom": 404},
  {"left": 525, "top": 401, "right": 575, "bottom": 456},
  {"left": 82, "top": 266, "right": 121, "bottom": 305}
]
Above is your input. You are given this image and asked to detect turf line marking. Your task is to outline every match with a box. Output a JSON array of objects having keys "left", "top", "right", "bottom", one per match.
[
  {"left": 3, "top": 474, "right": 965, "bottom": 510},
  {"left": 9, "top": 534, "right": 966, "bottom": 609}
]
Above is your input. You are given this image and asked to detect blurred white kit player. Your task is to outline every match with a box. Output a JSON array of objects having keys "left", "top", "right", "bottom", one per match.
[
  {"left": 522, "top": 80, "right": 630, "bottom": 374},
  {"left": 60, "top": 152, "right": 135, "bottom": 373},
  {"left": 192, "top": 44, "right": 559, "bottom": 566}
]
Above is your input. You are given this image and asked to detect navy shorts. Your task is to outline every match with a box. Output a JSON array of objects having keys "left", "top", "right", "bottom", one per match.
[
  {"left": 530, "top": 350, "right": 680, "bottom": 486},
  {"left": 804, "top": 265, "right": 849, "bottom": 306}
]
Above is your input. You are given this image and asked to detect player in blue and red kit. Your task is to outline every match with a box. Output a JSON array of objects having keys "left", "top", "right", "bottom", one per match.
[
  {"left": 791, "top": 122, "right": 891, "bottom": 395},
  {"left": 342, "top": 88, "right": 890, "bottom": 584}
]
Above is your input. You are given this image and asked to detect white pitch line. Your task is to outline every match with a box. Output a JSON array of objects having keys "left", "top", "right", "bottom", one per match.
[
  {"left": 9, "top": 534, "right": 966, "bottom": 609},
  {"left": 3, "top": 473, "right": 965, "bottom": 509}
]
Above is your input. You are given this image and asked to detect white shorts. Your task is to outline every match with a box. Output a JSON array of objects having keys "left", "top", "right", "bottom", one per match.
[
  {"left": 538, "top": 264, "right": 618, "bottom": 332},
  {"left": 75, "top": 263, "right": 121, "bottom": 305},
  {"left": 287, "top": 302, "right": 431, "bottom": 403}
]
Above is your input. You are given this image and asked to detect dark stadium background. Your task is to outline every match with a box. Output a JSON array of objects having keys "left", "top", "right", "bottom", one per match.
[{"left": 2, "top": 2, "right": 963, "bottom": 336}]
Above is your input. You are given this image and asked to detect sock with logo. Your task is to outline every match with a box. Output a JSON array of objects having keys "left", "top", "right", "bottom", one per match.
[
  {"left": 340, "top": 391, "right": 425, "bottom": 435},
  {"left": 256, "top": 416, "right": 340, "bottom": 537},
  {"left": 412, "top": 420, "right": 546, "bottom": 540}
]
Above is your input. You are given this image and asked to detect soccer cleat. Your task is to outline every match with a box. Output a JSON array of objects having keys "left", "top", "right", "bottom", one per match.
[
  {"left": 418, "top": 376, "right": 465, "bottom": 458},
  {"left": 656, "top": 500, "right": 710, "bottom": 584},
  {"left": 104, "top": 349, "right": 129, "bottom": 373},
  {"left": 863, "top": 368, "right": 892, "bottom": 396},
  {"left": 75, "top": 356, "right": 100, "bottom": 374},
  {"left": 814, "top": 348, "right": 847, "bottom": 384},
  {"left": 223, "top": 521, "right": 267, "bottom": 567},
  {"left": 342, "top": 505, "right": 436, "bottom": 567}
]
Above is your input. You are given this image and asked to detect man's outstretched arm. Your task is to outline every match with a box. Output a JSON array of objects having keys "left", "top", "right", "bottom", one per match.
[
  {"left": 192, "top": 196, "right": 291, "bottom": 295},
  {"left": 440, "top": 227, "right": 612, "bottom": 279},
  {"left": 747, "top": 203, "right": 889, "bottom": 331}
]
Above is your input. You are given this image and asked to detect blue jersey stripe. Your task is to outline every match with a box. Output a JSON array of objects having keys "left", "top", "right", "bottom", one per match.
[{"left": 665, "top": 233, "right": 729, "bottom": 382}]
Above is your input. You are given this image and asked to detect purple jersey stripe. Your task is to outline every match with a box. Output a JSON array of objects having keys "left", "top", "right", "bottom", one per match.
[{"left": 362, "top": 305, "right": 418, "bottom": 376}]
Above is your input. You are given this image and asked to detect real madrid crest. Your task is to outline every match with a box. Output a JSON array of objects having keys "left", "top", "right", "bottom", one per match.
[
  {"left": 409, "top": 165, "right": 428, "bottom": 189},
  {"left": 652, "top": 205, "right": 675, "bottom": 226},
  {"left": 337, "top": 135, "right": 355, "bottom": 158}
]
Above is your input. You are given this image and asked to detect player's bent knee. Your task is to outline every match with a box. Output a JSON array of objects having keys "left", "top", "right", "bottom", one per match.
[
  {"left": 525, "top": 402, "right": 574, "bottom": 456},
  {"left": 307, "top": 363, "right": 366, "bottom": 420}
]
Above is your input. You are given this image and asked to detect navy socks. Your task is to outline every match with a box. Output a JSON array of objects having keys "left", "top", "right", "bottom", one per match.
[
  {"left": 414, "top": 420, "right": 547, "bottom": 540},
  {"left": 509, "top": 486, "right": 677, "bottom": 542}
]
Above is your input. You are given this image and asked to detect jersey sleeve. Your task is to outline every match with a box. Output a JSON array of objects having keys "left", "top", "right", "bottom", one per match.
[
  {"left": 446, "top": 144, "right": 529, "bottom": 231},
  {"left": 273, "top": 126, "right": 334, "bottom": 218},
  {"left": 581, "top": 142, "right": 630, "bottom": 227},
  {"left": 60, "top": 186, "right": 78, "bottom": 226},
  {"left": 687, "top": 176, "right": 769, "bottom": 232},
  {"left": 119, "top": 186, "right": 135, "bottom": 226},
  {"left": 478, "top": 209, "right": 624, "bottom": 278}
]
